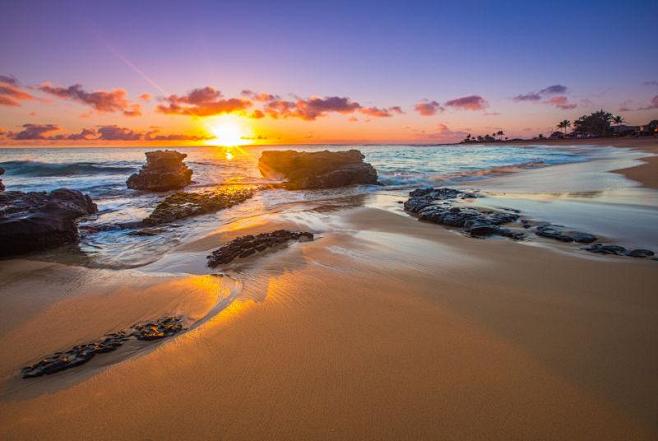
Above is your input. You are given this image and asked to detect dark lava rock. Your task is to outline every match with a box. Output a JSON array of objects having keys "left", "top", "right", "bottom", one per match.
[
  {"left": 143, "top": 186, "right": 255, "bottom": 225},
  {"left": 21, "top": 317, "right": 184, "bottom": 378},
  {"left": 21, "top": 331, "right": 129, "bottom": 378},
  {"left": 258, "top": 150, "right": 378, "bottom": 190},
  {"left": 127, "top": 150, "right": 193, "bottom": 191},
  {"left": 625, "top": 249, "right": 655, "bottom": 258},
  {"left": 584, "top": 244, "right": 627, "bottom": 255},
  {"left": 0, "top": 167, "right": 5, "bottom": 192},
  {"left": 132, "top": 316, "right": 184, "bottom": 341},
  {"left": 404, "top": 187, "right": 520, "bottom": 240},
  {"left": 535, "top": 225, "right": 597, "bottom": 243},
  {"left": 0, "top": 188, "right": 98, "bottom": 257},
  {"left": 208, "top": 230, "right": 314, "bottom": 267}
]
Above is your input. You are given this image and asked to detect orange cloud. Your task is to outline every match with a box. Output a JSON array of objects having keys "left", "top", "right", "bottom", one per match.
[
  {"left": 414, "top": 100, "right": 443, "bottom": 116},
  {"left": 38, "top": 83, "right": 142, "bottom": 116},
  {"left": 157, "top": 86, "right": 252, "bottom": 116},
  {"left": 0, "top": 75, "right": 34, "bottom": 106}
]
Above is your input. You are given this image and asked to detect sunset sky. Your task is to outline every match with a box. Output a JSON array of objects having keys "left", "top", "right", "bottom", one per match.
[{"left": 1, "top": 0, "right": 657, "bottom": 146}]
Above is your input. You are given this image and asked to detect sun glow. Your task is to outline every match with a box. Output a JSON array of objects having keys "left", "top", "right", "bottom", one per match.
[{"left": 205, "top": 115, "right": 251, "bottom": 147}]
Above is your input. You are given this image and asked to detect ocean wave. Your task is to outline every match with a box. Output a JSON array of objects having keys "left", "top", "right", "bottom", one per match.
[{"left": 0, "top": 160, "right": 137, "bottom": 177}]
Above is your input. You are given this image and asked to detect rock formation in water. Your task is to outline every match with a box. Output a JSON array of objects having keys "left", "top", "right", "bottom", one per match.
[
  {"left": 0, "top": 167, "right": 5, "bottom": 192},
  {"left": 143, "top": 186, "right": 255, "bottom": 225},
  {"left": 207, "top": 230, "right": 314, "bottom": 267},
  {"left": 0, "top": 188, "right": 98, "bottom": 257},
  {"left": 258, "top": 149, "right": 378, "bottom": 190},
  {"left": 127, "top": 150, "right": 193, "bottom": 191}
]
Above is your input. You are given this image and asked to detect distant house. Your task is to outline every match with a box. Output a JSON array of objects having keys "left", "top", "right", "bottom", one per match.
[
  {"left": 612, "top": 124, "right": 640, "bottom": 136},
  {"left": 549, "top": 131, "right": 564, "bottom": 139}
]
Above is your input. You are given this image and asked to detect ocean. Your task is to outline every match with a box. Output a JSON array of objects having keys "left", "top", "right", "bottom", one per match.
[{"left": 0, "top": 144, "right": 592, "bottom": 267}]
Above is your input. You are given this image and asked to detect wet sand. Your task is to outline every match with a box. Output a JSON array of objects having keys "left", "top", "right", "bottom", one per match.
[{"left": 1, "top": 140, "right": 657, "bottom": 440}]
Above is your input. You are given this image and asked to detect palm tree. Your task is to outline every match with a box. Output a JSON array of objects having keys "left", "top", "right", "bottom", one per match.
[
  {"left": 497, "top": 130, "right": 504, "bottom": 140},
  {"left": 557, "top": 120, "right": 571, "bottom": 135},
  {"left": 613, "top": 115, "right": 624, "bottom": 125}
]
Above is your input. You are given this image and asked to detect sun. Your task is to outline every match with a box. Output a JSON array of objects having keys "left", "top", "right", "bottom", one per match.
[{"left": 205, "top": 115, "right": 251, "bottom": 146}]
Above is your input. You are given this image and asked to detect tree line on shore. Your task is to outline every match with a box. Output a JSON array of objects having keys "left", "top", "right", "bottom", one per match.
[{"left": 462, "top": 110, "right": 658, "bottom": 143}]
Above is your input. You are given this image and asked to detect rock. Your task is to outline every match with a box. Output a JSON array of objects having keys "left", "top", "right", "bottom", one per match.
[
  {"left": 584, "top": 244, "right": 627, "bottom": 255},
  {"left": 126, "top": 150, "right": 193, "bottom": 191},
  {"left": 258, "top": 150, "right": 378, "bottom": 189},
  {"left": 625, "top": 249, "right": 655, "bottom": 258},
  {"left": 132, "top": 316, "right": 184, "bottom": 341},
  {"left": 403, "top": 187, "right": 519, "bottom": 240},
  {"left": 535, "top": 225, "right": 597, "bottom": 243},
  {"left": 207, "top": 230, "right": 314, "bottom": 267},
  {"left": 21, "top": 317, "right": 183, "bottom": 378},
  {"left": 143, "top": 186, "right": 255, "bottom": 225},
  {"left": 0, "top": 167, "right": 5, "bottom": 192},
  {"left": 497, "top": 228, "right": 526, "bottom": 240},
  {"left": 465, "top": 223, "right": 499, "bottom": 237},
  {"left": 0, "top": 188, "right": 97, "bottom": 257}
]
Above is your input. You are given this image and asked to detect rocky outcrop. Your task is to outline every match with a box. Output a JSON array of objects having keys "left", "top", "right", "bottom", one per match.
[
  {"left": 258, "top": 149, "right": 378, "bottom": 189},
  {"left": 127, "top": 150, "right": 193, "bottom": 191},
  {"left": 0, "top": 167, "right": 5, "bottom": 192},
  {"left": 403, "top": 187, "right": 523, "bottom": 239},
  {"left": 21, "top": 316, "right": 184, "bottom": 378},
  {"left": 585, "top": 243, "right": 655, "bottom": 258},
  {"left": 535, "top": 225, "right": 597, "bottom": 243},
  {"left": 143, "top": 186, "right": 255, "bottom": 225},
  {"left": 207, "top": 230, "right": 314, "bottom": 267},
  {"left": 0, "top": 188, "right": 98, "bottom": 257}
]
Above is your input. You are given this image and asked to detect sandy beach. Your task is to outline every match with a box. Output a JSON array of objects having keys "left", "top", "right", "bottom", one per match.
[{"left": 1, "top": 140, "right": 657, "bottom": 440}]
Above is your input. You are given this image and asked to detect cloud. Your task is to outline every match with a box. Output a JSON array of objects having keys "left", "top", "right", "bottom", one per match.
[
  {"left": 513, "top": 93, "right": 541, "bottom": 102},
  {"left": 144, "top": 129, "right": 212, "bottom": 141},
  {"left": 264, "top": 96, "right": 359, "bottom": 120},
  {"left": 514, "top": 84, "right": 569, "bottom": 104},
  {"left": 359, "top": 106, "right": 403, "bottom": 118},
  {"left": 642, "top": 81, "right": 658, "bottom": 87},
  {"left": 96, "top": 125, "right": 142, "bottom": 140},
  {"left": 444, "top": 95, "right": 488, "bottom": 111},
  {"left": 240, "top": 90, "right": 279, "bottom": 102},
  {"left": 0, "top": 75, "right": 34, "bottom": 106},
  {"left": 66, "top": 128, "right": 98, "bottom": 140},
  {"left": 38, "top": 83, "right": 141, "bottom": 116},
  {"left": 638, "top": 95, "right": 658, "bottom": 110},
  {"left": 414, "top": 100, "right": 443, "bottom": 116},
  {"left": 157, "top": 86, "right": 252, "bottom": 116},
  {"left": 11, "top": 123, "right": 61, "bottom": 140},
  {"left": 544, "top": 96, "right": 577, "bottom": 109},
  {"left": 139, "top": 93, "right": 152, "bottom": 101},
  {"left": 539, "top": 84, "right": 568, "bottom": 95}
]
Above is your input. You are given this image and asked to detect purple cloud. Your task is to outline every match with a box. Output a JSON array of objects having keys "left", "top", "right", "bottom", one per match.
[
  {"left": 444, "top": 95, "right": 488, "bottom": 111},
  {"left": 38, "top": 83, "right": 141, "bottom": 116},
  {"left": 414, "top": 100, "right": 443, "bottom": 116}
]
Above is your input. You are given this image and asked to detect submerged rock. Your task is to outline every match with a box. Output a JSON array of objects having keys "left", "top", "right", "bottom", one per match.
[
  {"left": 258, "top": 149, "right": 378, "bottom": 189},
  {"left": 208, "top": 230, "right": 314, "bottom": 267},
  {"left": 625, "top": 249, "right": 655, "bottom": 258},
  {"left": 127, "top": 150, "right": 193, "bottom": 191},
  {"left": 584, "top": 243, "right": 627, "bottom": 255},
  {"left": 0, "top": 188, "right": 97, "bottom": 257},
  {"left": 535, "top": 225, "right": 597, "bottom": 243},
  {"left": 21, "top": 317, "right": 184, "bottom": 379},
  {"left": 143, "top": 186, "right": 255, "bottom": 225}
]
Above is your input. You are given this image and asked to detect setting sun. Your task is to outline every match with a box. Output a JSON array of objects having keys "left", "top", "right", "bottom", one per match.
[{"left": 206, "top": 115, "right": 251, "bottom": 146}]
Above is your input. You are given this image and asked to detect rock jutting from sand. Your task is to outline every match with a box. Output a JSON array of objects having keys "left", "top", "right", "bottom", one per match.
[
  {"left": 0, "top": 188, "right": 98, "bottom": 257},
  {"left": 143, "top": 186, "right": 255, "bottom": 225},
  {"left": 207, "top": 230, "right": 314, "bottom": 267},
  {"left": 535, "top": 225, "right": 597, "bottom": 243},
  {"left": 21, "top": 317, "right": 184, "bottom": 378},
  {"left": 585, "top": 243, "right": 655, "bottom": 258},
  {"left": 403, "top": 187, "right": 524, "bottom": 239},
  {"left": 126, "top": 150, "right": 193, "bottom": 191},
  {"left": 258, "top": 149, "right": 378, "bottom": 190}
]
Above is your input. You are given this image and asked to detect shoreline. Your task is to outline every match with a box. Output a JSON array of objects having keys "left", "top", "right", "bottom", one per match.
[{"left": 1, "top": 140, "right": 657, "bottom": 440}]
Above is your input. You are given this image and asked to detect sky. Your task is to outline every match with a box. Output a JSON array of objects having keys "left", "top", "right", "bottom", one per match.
[{"left": 1, "top": 0, "right": 657, "bottom": 146}]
